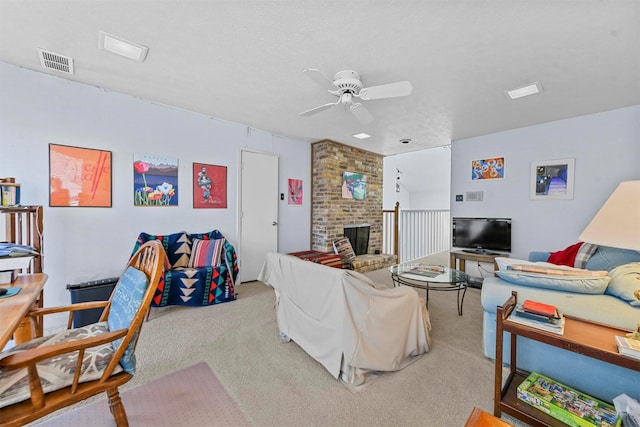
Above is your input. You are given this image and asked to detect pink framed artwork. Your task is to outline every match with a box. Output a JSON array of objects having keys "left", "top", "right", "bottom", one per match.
[
  {"left": 193, "top": 163, "right": 227, "bottom": 208},
  {"left": 288, "top": 178, "right": 303, "bottom": 205}
]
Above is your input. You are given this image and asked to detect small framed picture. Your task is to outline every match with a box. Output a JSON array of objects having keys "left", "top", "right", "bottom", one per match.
[
  {"left": 193, "top": 163, "right": 227, "bottom": 208},
  {"left": 133, "top": 154, "right": 179, "bottom": 206},
  {"left": 49, "top": 144, "right": 112, "bottom": 207},
  {"left": 288, "top": 178, "right": 303, "bottom": 205},
  {"left": 471, "top": 157, "right": 504, "bottom": 180},
  {"left": 530, "top": 158, "right": 575, "bottom": 200}
]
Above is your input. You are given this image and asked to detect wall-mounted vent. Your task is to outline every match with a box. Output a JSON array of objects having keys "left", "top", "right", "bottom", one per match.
[
  {"left": 38, "top": 49, "right": 74, "bottom": 75},
  {"left": 466, "top": 191, "right": 484, "bottom": 202}
]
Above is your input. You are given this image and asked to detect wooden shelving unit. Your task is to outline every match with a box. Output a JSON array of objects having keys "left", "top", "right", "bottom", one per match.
[
  {"left": 494, "top": 291, "right": 640, "bottom": 426},
  {"left": 1, "top": 178, "right": 45, "bottom": 340},
  {"left": 1, "top": 205, "right": 44, "bottom": 273}
]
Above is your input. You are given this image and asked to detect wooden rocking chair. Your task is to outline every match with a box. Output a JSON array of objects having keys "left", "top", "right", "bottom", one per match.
[{"left": 0, "top": 240, "right": 165, "bottom": 427}]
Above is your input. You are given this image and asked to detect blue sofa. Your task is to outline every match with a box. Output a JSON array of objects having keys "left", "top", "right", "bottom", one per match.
[
  {"left": 481, "top": 245, "right": 640, "bottom": 403},
  {"left": 133, "top": 230, "right": 238, "bottom": 308}
]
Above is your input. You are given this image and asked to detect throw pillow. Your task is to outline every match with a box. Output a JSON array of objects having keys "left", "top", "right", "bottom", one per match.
[
  {"left": 605, "top": 262, "right": 640, "bottom": 306},
  {"left": 574, "top": 243, "right": 597, "bottom": 269},
  {"left": 585, "top": 246, "right": 640, "bottom": 271},
  {"left": 496, "top": 270, "right": 610, "bottom": 294},
  {"left": 189, "top": 238, "right": 225, "bottom": 268},
  {"left": 107, "top": 266, "right": 149, "bottom": 374},
  {"left": 333, "top": 236, "right": 356, "bottom": 260},
  {"left": 547, "top": 242, "right": 583, "bottom": 267}
]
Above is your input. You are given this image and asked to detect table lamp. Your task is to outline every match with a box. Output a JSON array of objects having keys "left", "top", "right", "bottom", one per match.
[{"left": 578, "top": 180, "right": 640, "bottom": 251}]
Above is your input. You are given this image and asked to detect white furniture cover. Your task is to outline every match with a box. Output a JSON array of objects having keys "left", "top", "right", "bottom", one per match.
[{"left": 257, "top": 252, "right": 432, "bottom": 389}]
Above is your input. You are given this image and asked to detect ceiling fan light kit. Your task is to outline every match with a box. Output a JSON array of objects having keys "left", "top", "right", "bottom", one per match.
[{"left": 300, "top": 68, "right": 413, "bottom": 125}]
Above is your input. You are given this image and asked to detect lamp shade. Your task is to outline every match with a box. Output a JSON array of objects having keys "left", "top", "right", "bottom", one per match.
[{"left": 578, "top": 180, "right": 640, "bottom": 251}]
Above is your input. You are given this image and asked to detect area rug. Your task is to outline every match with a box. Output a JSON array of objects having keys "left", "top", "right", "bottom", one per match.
[{"left": 34, "top": 362, "right": 250, "bottom": 426}]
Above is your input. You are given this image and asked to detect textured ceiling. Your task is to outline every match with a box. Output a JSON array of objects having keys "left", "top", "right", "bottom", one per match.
[{"left": 0, "top": 1, "right": 638, "bottom": 156}]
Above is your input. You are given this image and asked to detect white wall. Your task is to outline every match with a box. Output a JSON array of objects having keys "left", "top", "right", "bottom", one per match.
[
  {"left": 451, "top": 105, "right": 640, "bottom": 267},
  {"left": 0, "top": 62, "right": 311, "bottom": 331},
  {"left": 383, "top": 146, "right": 451, "bottom": 210}
]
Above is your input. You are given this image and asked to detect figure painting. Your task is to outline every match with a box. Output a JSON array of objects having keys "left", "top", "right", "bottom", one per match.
[{"left": 193, "top": 163, "right": 227, "bottom": 208}]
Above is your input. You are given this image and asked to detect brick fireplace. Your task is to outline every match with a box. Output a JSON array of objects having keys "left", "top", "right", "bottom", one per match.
[{"left": 311, "top": 139, "right": 384, "bottom": 254}]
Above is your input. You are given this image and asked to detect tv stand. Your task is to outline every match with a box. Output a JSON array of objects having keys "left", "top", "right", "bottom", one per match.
[
  {"left": 461, "top": 249, "right": 500, "bottom": 256},
  {"left": 450, "top": 250, "right": 507, "bottom": 280}
]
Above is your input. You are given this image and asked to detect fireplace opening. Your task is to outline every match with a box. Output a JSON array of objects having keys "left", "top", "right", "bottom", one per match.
[{"left": 344, "top": 224, "right": 370, "bottom": 256}]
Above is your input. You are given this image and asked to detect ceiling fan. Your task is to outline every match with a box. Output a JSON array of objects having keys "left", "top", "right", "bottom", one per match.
[{"left": 299, "top": 69, "right": 413, "bottom": 124}]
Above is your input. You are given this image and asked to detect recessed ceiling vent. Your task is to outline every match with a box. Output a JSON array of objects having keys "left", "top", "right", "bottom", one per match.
[{"left": 37, "top": 49, "right": 74, "bottom": 75}]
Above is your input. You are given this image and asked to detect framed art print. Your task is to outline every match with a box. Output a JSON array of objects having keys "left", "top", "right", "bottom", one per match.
[
  {"left": 530, "top": 158, "right": 575, "bottom": 200},
  {"left": 342, "top": 171, "right": 367, "bottom": 200},
  {"left": 288, "top": 178, "right": 303, "bottom": 205},
  {"left": 133, "top": 153, "right": 179, "bottom": 206},
  {"left": 193, "top": 163, "right": 227, "bottom": 208},
  {"left": 471, "top": 157, "right": 504, "bottom": 180},
  {"left": 49, "top": 143, "right": 112, "bottom": 207}
]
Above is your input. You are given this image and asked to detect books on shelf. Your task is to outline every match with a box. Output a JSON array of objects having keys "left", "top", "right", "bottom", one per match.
[
  {"left": 509, "top": 304, "right": 565, "bottom": 335},
  {"left": 615, "top": 335, "right": 640, "bottom": 360}
]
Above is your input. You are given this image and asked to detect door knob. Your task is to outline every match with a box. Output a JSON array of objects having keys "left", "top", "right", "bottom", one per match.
[{"left": 272, "top": 221, "right": 278, "bottom": 226}]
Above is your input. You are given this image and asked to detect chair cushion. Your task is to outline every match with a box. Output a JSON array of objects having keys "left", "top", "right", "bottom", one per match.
[
  {"left": 0, "top": 322, "right": 122, "bottom": 408},
  {"left": 333, "top": 237, "right": 355, "bottom": 260},
  {"left": 188, "top": 238, "right": 224, "bottom": 268},
  {"left": 108, "top": 266, "right": 149, "bottom": 374}
]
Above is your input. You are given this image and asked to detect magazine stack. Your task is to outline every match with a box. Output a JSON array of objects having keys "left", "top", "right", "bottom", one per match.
[{"left": 508, "top": 299, "right": 565, "bottom": 335}]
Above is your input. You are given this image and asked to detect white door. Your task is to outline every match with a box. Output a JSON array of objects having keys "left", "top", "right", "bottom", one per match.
[{"left": 240, "top": 150, "right": 279, "bottom": 282}]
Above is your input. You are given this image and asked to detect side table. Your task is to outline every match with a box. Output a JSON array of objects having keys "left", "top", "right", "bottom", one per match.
[{"left": 494, "top": 291, "right": 639, "bottom": 426}]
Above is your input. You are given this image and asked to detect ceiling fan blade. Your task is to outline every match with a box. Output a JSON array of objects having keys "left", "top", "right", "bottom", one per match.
[
  {"left": 350, "top": 103, "right": 374, "bottom": 124},
  {"left": 303, "top": 68, "right": 336, "bottom": 91},
  {"left": 357, "top": 81, "right": 413, "bottom": 100},
  {"left": 299, "top": 102, "right": 337, "bottom": 117}
]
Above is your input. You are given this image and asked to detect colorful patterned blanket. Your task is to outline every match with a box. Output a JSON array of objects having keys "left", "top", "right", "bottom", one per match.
[{"left": 133, "top": 230, "right": 238, "bottom": 307}]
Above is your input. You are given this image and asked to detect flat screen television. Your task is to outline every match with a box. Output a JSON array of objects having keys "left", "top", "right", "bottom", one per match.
[{"left": 452, "top": 217, "right": 511, "bottom": 254}]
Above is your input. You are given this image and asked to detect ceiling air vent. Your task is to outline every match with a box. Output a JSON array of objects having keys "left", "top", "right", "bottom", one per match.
[{"left": 37, "top": 49, "right": 74, "bottom": 75}]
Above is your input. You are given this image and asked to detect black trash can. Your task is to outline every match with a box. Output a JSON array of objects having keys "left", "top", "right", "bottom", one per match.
[{"left": 66, "top": 277, "right": 119, "bottom": 328}]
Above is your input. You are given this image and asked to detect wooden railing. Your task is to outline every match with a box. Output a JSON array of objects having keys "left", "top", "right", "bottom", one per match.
[{"left": 382, "top": 202, "right": 400, "bottom": 262}]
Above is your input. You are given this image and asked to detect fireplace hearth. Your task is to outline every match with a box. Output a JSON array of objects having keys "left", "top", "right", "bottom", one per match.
[{"left": 344, "top": 224, "right": 370, "bottom": 256}]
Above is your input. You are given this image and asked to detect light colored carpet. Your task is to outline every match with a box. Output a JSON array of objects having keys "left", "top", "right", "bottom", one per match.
[
  {"left": 29, "top": 252, "right": 529, "bottom": 426},
  {"left": 34, "top": 362, "right": 249, "bottom": 426}
]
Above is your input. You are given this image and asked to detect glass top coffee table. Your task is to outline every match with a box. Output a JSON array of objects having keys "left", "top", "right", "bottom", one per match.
[{"left": 388, "top": 263, "right": 470, "bottom": 315}]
